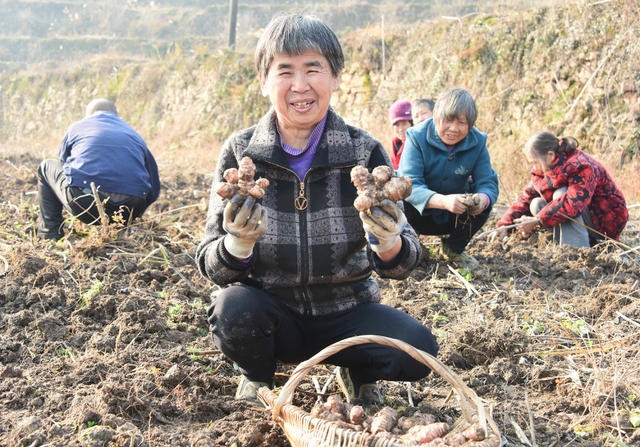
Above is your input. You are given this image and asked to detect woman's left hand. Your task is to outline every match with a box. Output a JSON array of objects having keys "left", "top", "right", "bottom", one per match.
[
  {"left": 359, "top": 200, "right": 406, "bottom": 255},
  {"left": 467, "top": 193, "right": 489, "bottom": 216}
]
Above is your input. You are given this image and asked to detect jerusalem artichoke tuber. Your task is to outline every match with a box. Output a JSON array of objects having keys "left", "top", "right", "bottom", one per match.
[
  {"left": 443, "top": 433, "right": 468, "bottom": 446},
  {"left": 370, "top": 406, "right": 399, "bottom": 434},
  {"left": 397, "top": 412, "right": 437, "bottom": 431},
  {"left": 351, "top": 165, "right": 412, "bottom": 212},
  {"left": 401, "top": 422, "right": 451, "bottom": 444},
  {"left": 460, "top": 193, "right": 485, "bottom": 215},
  {"left": 215, "top": 156, "right": 270, "bottom": 200},
  {"left": 348, "top": 405, "right": 366, "bottom": 425},
  {"left": 459, "top": 423, "right": 486, "bottom": 442}
]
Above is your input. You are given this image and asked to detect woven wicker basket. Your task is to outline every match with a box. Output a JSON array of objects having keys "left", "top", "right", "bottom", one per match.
[{"left": 258, "top": 335, "right": 501, "bottom": 447}]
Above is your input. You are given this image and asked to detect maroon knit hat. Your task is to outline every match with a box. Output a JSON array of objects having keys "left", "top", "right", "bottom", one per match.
[{"left": 388, "top": 99, "right": 413, "bottom": 124}]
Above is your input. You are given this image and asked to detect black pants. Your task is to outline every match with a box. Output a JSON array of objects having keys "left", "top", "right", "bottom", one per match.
[
  {"left": 404, "top": 201, "right": 491, "bottom": 253},
  {"left": 207, "top": 284, "right": 440, "bottom": 385},
  {"left": 37, "top": 159, "right": 148, "bottom": 239}
]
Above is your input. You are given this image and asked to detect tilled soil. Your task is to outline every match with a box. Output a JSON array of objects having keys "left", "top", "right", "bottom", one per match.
[{"left": 1, "top": 151, "right": 639, "bottom": 447}]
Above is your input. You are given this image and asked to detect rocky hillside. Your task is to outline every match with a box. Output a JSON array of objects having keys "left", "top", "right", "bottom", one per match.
[
  {"left": 0, "top": 0, "right": 555, "bottom": 71},
  {"left": 1, "top": 0, "right": 639, "bottom": 202}
]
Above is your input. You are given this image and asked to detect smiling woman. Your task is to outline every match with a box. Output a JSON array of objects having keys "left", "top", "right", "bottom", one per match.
[
  {"left": 253, "top": 15, "right": 343, "bottom": 150},
  {"left": 196, "top": 13, "right": 439, "bottom": 407},
  {"left": 259, "top": 50, "right": 340, "bottom": 149},
  {"left": 398, "top": 87, "right": 499, "bottom": 269}
]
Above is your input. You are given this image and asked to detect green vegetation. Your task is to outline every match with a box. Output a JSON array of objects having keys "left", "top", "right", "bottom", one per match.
[{"left": 81, "top": 279, "right": 102, "bottom": 307}]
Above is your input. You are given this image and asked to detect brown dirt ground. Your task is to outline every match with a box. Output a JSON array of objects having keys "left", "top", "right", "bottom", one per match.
[{"left": 1, "top": 151, "right": 639, "bottom": 447}]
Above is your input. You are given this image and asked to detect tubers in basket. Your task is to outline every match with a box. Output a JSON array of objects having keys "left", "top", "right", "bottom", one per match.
[
  {"left": 309, "top": 395, "right": 368, "bottom": 432},
  {"left": 351, "top": 165, "right": 412, "bottom": 212},
  {"left": 370, "top": 406, "right": 399, "bottom": 434},
  {"left": 349, "top": 405, "right": 366, "bottom": 425},
  {"left": 397, "top": 412, "right": 437, "bottom": 432},
  {"left": 308, "top": 396, "right": 495, "bottom": 446},
  {"left": 215, "top": 156, "right": 270, "bottom": 200},
  {"left": 401, "top": 422, "right": 451, "bottom": 444},
  {"left": 460, "top": 423, "right": 486, "bottom": 442}
]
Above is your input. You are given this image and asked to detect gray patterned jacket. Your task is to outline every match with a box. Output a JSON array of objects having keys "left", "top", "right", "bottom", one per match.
[{"left": 196, "top": 107, "right": 422, "bottom": 316}]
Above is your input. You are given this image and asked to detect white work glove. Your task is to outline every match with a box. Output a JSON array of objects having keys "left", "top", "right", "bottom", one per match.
[
  {"left": 222, "top": 194, "right": 267, "bottom": 259},
  {"left": 359, "top": 199, "right": 407, "bottom": 253}
]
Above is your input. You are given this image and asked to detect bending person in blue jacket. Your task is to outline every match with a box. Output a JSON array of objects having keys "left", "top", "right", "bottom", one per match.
[
  {"left": 398, "top": 88, "right": 498, "bottom": 268},
  {"left": 36, "top": 98, "right": 161, "bottom": 240}
]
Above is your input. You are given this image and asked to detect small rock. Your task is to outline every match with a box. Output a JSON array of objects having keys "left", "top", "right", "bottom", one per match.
[
  {"left": 10, "top": 415, "right": 43, "bottom": 446},
  {"left": 162, "top": 364, "right": 187, "bottom": 387},
  {"left": 0, "top": 365, "right": 23, "bottom": 378},
  {"left": 35, "top": 316, "right": 68, "bottom": 341},
  {"left": 114, "top": 422, "right": 147, "bottom": 447},
  {"left": 16, "top": 415, "right": 42, "bottom": 435},
  {"left": 79, "top": 425, "right": 114, "bottom": 446}
]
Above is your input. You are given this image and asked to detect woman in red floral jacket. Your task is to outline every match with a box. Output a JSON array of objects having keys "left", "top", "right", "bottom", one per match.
[{"left": 495, "top": 131, "right": 628, "bottom": 247}]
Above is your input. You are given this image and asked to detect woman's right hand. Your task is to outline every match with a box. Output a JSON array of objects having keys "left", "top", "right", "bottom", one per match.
[
  {"left": 489, "top": 226, "right": 509, "bottom": 242},
  {"left": 443, "top": 194, "right": 469, "bottom": 215}
]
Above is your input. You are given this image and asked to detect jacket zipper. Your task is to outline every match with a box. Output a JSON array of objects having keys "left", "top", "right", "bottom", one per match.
[
  {"left": 259, "top": 160, "right": 314, "bottom": 315},
  {"left": 297, "top": 177, "right": 312, "bottom": 316},
  {"left": 260, "top": 160, "right": 357, "bottom": 316},
  {"left": 297, "top": 163, "right": 357, "bottom": 315}
]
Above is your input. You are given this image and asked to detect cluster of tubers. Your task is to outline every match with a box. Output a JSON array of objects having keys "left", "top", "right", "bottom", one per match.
[
  {"left": 310, "top": 395, "right": 497, "bottom": 446},
  {"left": 216, "top": 161, "right": 410, "bottom": 210},
  {"left": 460, "top": 193, "right": 484, "bottom": 215},
  {"left": 215, "top": 156, "right": 270, "bottom": 200},
  {"left": 351, "top": 165, "right": 412, "bottom": 212}
]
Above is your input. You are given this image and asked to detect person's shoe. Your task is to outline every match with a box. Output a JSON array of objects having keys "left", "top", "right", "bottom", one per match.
[
  {"left": 335, "top": 367, "right": 382, "bottom": 405},
  {"left": 235, "top": 375, "right": 270, "bottom": 407},
  {"left": 36, "top": 220, "right": 65, "bottom": 241},
  {"left": 439, "top": 244, "right": 479, "bottom": 269}
]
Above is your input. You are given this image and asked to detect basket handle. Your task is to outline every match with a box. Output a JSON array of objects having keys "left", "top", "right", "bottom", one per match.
[{"left": 272, "top": 335, "right": 481, "bottom": 424}]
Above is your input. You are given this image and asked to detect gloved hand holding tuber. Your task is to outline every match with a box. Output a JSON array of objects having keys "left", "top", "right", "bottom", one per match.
[
  {"left": 222, "top": 194, "right": 267, "bottom": 259},
  {"left": 351, "top": 165, "right": 411, "bottom": 254},
  {"left": 216, "top": 156, "right": 269, "bottom": 259}
]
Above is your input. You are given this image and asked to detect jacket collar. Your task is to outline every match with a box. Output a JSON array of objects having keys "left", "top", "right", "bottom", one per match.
[{"left": 242, "top": 107, "right": 358, "bottom": 170}]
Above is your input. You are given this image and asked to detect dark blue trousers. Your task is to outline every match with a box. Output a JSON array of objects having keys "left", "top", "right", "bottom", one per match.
[
  {"left": 37, "top": 159, "right": 148, "bottom": 239},
  {"left": 404, "top": 201, "right": 492, "bottom": 253},
  {"left": 207, "top": 284, "right": 439, "bottom": 386}
]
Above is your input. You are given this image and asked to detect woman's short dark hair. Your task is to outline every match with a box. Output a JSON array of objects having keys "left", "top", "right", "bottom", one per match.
[
  {"left": 433, "top": 88, "right": 477, "bottom": 129},
  {"left": 525, "top": 131, "right": 579, "bottom": 159},
  {"left": 255, "top": 14, "right": 344, "bottom": 78},
  {"left": 414, "top": 98, "right": 435, "bottom": 112}
]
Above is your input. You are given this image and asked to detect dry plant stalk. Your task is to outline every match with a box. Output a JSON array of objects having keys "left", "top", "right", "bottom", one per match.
[
  {"left": 351, "top": 165, "right": 412, "bottom": 212},
  {"left": 215, "top": 156, "right": 269, "bottom": 200}
]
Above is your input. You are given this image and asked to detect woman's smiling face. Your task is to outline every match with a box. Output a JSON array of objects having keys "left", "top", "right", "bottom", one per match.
[
  {"left": 392, "top": 119, "right": 412, "bottom": 142},
  {"left": 259, "top": 50, "right": 339, "bottom": 135},
  {"left": 435, "top": 115, "right": 470, "bottom": 146}
]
